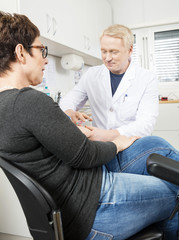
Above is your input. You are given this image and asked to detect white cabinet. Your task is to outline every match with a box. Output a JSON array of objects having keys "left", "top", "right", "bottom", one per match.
[
  {"left": 17, "top": 0, "right": 112, "bottom": 63},
  {"left": 18, "top": 0, "right": 67, "bottom": 46},
  {"left": 152, "top": 102, "right": 179, "bottom": 149},
  {"left": 143, "top": 0, "right": 179, "bottom": 27},
  {"left": 111, "top": 0, "right": 179, "bottom": 29},
  {"left": 80, "top": 0, "right": 112, "bottom": 58},
  {"left": 110, "top": 0, "right": 144, "bottom": 28},
  {"left": 0, "top": 0, "right": 18, "bottom": 13},
  {"left": 132, "top": 28, "right": 154, "bottom": 70}
]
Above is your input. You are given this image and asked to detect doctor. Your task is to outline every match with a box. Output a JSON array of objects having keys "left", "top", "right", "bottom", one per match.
[{"left": 60, "top": 24, "right": 159, "bottom": 141}]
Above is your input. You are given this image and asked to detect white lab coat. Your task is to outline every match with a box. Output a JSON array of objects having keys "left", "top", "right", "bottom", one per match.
[{"left": 60, "top": 62, "right": 159, "bottom": 137}]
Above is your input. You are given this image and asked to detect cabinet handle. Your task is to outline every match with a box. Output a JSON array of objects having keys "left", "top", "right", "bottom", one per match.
[
  {"left": 142, "top": 36, "right": 149, "bottom": 69},
  {"left": 52, "top": 17, "right": 57, "bottom": 36},
  {"left": 145, "top": 37, "right": 149, "bottom": 69},
  {"left": 87, "top": 37, "right": 91, "bottom": 50},
  {"left": 142, "top": 37, "right": 146, "bottom": 68},
  {"left": 84, "top": 35, "right": 87, "bottom": 49},
  {"left": 46, "top": 14, "right": 51, "bottom": 33}
]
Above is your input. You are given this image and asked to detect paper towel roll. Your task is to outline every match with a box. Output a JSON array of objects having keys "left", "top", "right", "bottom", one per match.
[{"left": 61, "top": 54, "right": 84, "bottom": 71}]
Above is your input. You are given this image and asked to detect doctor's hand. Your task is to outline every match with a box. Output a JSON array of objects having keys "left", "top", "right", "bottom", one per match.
[
  {"left": 112, "top": 135, "right": 140, "bottom": 153},
  {"left": 85, "top": 126, "right": 120, "bottom": 141},
  {"left": 65, "top": 109, "right": 92, "bottom": 125}
]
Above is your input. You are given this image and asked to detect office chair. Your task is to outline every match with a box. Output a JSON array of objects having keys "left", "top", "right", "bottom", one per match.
[
  {"left": 0, "top": 154, "right": 178, "bottom": 240},
  {"left": 0, "top": 157, "right": 64, "bottom": 240}
]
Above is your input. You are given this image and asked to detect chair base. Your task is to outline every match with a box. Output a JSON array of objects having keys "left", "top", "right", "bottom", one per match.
[{"left": 127, "top": 224, "right": 163, "bottom": 240}]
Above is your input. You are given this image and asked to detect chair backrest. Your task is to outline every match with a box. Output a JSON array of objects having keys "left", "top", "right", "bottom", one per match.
[
  {"left": 147, "top": 153, "right": 179, "bottom": 186},
  {"left": 0, "top": 157, "right": 64, "bottom": 240},
  {"left": 147, "top": 153, "right": 179, "bottom": 220}
]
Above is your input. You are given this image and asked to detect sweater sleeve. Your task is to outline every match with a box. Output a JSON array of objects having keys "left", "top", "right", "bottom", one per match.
[{"left": 13, "top": 88, "right": 117, "bottom": 168}]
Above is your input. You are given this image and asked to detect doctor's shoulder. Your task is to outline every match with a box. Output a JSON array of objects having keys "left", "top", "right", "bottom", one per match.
[
  {"left": 88, "top": 64, "right": 104, "bottom": 73},
  {"left": 85, "top": 64, "right": 106, "bottom": 79}
]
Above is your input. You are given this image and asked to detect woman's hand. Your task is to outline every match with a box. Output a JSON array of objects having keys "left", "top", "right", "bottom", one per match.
[
  {"left": 78, "top": 126, "right": 93, "bottom": 138},
  {"left": 112, "top": 135, "right": 140, "bottom": 153}
]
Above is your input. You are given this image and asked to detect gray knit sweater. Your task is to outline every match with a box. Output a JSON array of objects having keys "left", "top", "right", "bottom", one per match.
[{"left": 0, "top": 87, "right": 116, "bottom": 240}]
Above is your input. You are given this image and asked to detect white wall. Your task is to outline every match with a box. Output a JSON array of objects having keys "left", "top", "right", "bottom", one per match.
[
  {"left": 108, "top": 0, "right": 179, "bottom": 28},
  {"left": 34, "top": 54, "right": 90, "bottom": 101},
  {"left": 159, "top": 82, "right": 179, "bottom": 100}
]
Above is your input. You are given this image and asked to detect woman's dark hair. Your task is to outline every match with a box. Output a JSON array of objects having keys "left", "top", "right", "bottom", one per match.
[{"left": 0, "top": 11, "right": 40, "bottom": 76}]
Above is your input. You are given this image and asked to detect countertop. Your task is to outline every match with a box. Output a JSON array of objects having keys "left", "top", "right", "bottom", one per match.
[{"left": 159, "top": 100, "right": 179, "bottom": 104}]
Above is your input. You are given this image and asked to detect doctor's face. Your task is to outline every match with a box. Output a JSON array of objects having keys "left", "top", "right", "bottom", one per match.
[{"left": 100, "top": 35, "right": 133, "bottom": 74}]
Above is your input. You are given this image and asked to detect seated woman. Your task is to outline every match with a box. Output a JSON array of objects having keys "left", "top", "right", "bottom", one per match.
[{"left": 0, "top": 11, "right": 178, "bottom": 240}]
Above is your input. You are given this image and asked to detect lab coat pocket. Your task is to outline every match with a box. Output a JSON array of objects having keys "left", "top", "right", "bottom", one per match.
[{"left": 120, "top": 96, "right": 139, "bottom": 121}]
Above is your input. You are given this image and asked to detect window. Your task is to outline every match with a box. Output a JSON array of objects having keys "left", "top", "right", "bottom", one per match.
[
  {"left": 154, "top": 29, "right": 179, "bottom": 82},
  {"left": 131, "top": 24, "right": 179, "bottom": 82}
]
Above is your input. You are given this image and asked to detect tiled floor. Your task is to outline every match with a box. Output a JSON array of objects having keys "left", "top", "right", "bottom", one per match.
[{"left": 0, "top": 233, "right": 32, "bottom": 240}]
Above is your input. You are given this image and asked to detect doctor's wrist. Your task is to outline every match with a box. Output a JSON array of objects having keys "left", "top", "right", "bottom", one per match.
[{"left": 107, "top": 129, "right": 120, "bottom": 141}]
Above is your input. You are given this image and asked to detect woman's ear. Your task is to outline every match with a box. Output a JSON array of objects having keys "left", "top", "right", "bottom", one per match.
[{"left": 14, "top": 44, "right": 26, "bottom": 64}]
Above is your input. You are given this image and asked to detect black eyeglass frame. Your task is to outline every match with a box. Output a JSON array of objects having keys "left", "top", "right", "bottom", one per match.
[{"left": 28, "top": 45, "right": 48, "bottom": 59}]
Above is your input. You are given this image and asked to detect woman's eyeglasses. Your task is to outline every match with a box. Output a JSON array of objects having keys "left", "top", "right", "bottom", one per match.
[{"left": 28, "top": 45, "right": 48, "bottom": 59}]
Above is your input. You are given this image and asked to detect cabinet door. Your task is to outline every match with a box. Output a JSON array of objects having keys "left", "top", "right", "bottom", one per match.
[
  {"left": 51, "top": 0, "right": 84, "bottom": 51},
  {"left": 152, "top": 103, "right": 179, "bottom": 149},
  {"left": 20, "top": 0, "right": 83, "bottom": 50},
  {"left": 52, "top": 0, "right": 112, "bottom": 58},
  {"left": 18, "top": 0, "right": 51, "bottom": 39},
  {"left": 111, "top": 0, "right": 144, "bottom": 28},
  {"left": 0, "top": 0, "right": 18, "bottom": 13},
  {"left": 80, "top": 0, "right": 112, "bottom": 58},
  {"left": 143, "top": 0, "right": 179, "bottom": 27},
  {"left": 152, "top": 131, "right": 179, "bottom": 150},
  {"left": 18, "top": 0, "right": 112, "bottom": 59},
  {"left": 154, "top": 103, "right": 179, "bottom": 131},
  {"left": 18, "top": 0, "right": 88, "bottom": 54}
]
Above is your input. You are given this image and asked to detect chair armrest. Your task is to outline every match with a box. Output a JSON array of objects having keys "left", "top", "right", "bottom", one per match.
[{"left": 147, "top": 153, "right": 179, "bottom": 186}]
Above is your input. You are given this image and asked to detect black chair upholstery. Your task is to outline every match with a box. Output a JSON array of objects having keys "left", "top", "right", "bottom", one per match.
[
  {"left": 127, "top": 224, "right": 163, "bottom": 240},
  {"left": 0, "top": 157, "right": 64, "bottom": 240},
  {"left": 147, "top": 153, "right": 179, "bottom": 186},
  {"left": 0, "top": 154, "right": 178, "bottom": 240},
  {"left": 147, "top": 153, "right": 179, "bottom": 221}
]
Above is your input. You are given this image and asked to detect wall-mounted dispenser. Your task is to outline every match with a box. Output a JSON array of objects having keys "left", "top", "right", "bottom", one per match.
[{"left": 61, "top": 54, "right": 84, "bottom": 71}]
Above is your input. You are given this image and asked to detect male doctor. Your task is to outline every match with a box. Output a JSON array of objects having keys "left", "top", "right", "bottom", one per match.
[{"left": 60, "top": 24, "right": 159, "bottom": 141}]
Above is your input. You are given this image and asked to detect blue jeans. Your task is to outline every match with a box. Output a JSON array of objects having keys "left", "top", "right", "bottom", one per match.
[{"left": 86, "top": 136, "right": 179, "bottom": 240}]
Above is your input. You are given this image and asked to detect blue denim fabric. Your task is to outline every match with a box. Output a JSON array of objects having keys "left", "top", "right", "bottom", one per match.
[{"left": 86, "top": 136, "right": 179, "bottom": 240}]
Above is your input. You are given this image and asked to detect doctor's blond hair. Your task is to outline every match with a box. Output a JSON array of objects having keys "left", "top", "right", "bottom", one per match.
[{"left": 100, "top": 24, "right": 134, "bottom": 49}]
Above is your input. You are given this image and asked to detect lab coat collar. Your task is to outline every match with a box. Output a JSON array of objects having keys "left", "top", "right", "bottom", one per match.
[
  {"left": 101, "top": 61, "right": 136, "bottom": 103},
  {"left": 101, "top": 65, "right": 113, "bottom": 100}
]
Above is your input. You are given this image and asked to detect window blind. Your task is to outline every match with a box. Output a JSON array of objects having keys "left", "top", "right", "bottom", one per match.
[
  {"left": 154, "top": 29, "right": 179, "bottom": 82},
  {"left": 131, "top": 34, "right": 137, "bottom": 63}
]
